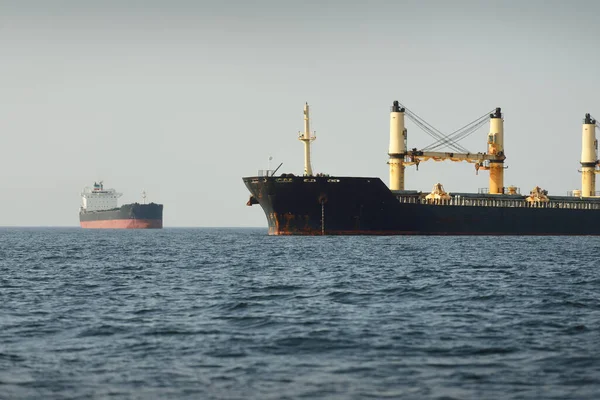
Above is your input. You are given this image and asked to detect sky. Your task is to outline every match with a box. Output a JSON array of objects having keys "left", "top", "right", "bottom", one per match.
[{"left": 1, "top": 0, "right": 599, "bottom": 227}]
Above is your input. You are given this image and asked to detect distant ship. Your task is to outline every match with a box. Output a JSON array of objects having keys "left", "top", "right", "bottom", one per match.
[
  {"left": 243, "top": 102, "right": 600, "bottom": 235},
  {"left": 79, "top": 182, "right": 163, "bottom": 229}
]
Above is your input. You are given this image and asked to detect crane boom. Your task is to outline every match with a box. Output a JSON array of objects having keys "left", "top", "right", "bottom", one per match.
[{"left": 403, "top": 150, "right": 504, "bottom": 165}]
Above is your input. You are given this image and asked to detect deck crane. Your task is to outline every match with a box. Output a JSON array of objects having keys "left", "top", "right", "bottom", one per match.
[{"left": 388, "top": 101, "right": 506, "bottom": 194}]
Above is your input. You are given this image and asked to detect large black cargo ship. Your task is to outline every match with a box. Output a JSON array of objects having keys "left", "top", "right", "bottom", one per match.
[
  {"left": 243, "top": 102, "right": 600, "bottom": 235},
  {"left": 244, "top": 176, "right": 600, "bottom": 235}
]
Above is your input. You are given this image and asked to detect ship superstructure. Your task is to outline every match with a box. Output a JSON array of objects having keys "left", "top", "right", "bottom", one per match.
[
  {"left": 81, "top": 182, "right": 122, "bottom": 212},
  {"left": 243, "top": 101, "right": 600, "bottom": 235}
]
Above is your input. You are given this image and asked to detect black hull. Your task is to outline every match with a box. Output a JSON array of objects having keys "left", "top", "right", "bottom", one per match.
[
  {"left": 79, "top": 203, "right": 163, "bottom": 222},
  {"left": 243, "top": 176, "right": 600, "bottom": 235}
]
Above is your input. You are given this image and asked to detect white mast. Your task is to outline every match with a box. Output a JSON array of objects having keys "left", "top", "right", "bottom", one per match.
[{"left": 298, "top": 102, "right": 316, "bottom": 176}]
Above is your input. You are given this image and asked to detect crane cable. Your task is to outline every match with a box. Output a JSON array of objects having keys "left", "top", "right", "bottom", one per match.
[
  {"left": 400, "top": 103, "right": 494, "bottom": 153},
  {"left": 424, "top": 109, "right": 494, "bottom": 152},
  {"left": 403, "top": 108, "right": 469, "bottom": 153},
  {"left": 425, "top": 115, "right": 487, "bottom": 150},
  {"left": 399, "top": 104, "right": 470, "bottom": 153}
]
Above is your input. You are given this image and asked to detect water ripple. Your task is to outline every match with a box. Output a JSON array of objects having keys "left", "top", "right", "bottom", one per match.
[{"left": 1, "top": 228, "right": 599, "bottom": 399}]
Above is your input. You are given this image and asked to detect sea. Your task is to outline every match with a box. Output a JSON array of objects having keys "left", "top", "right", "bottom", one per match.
[{"left": 1, "top": 227, "right": 599, "bottom": 400}]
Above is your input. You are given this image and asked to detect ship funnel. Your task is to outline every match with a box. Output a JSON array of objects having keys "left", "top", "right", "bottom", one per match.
[
  {"left": 580, "top": 113, "right": 597, "bottom": 197},
  {"left": 298, "top": 102, "right": 316, "bottom": 176},
  {"left": 487, "top": 107, "right": 505, "bottom": 194},
  {"left": 388, "top": 100, "right": 407, "bottom": 190}
]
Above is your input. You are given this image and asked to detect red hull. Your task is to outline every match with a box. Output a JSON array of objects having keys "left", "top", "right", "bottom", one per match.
[{"left": 80, "top": 219, "right": 162, "bottom": 229}]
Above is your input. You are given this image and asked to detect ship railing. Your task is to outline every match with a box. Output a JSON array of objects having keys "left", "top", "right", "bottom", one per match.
[
  {"left": 478, "top": 187, "right": 521, "bottom": 195},
  {"left": 567, "top": 190, "right": 600, "bottom": 197},
  {"left": 396, "top": 195, "right": 600, "bottom": 210},
  {"left": 257, "top": 169, "right": 276, "bottom": 177},
  {"left": 506, "top": 187, "right": 521, "bottom": 195}
]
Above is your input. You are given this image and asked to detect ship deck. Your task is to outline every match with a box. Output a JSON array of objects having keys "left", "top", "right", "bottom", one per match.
[{"left": 392, "top": 190, "right": 600, "bottom": 210}]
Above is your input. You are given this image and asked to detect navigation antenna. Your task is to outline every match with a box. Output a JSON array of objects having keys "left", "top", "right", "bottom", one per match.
[
  {"left": 142, "top": 190, "right": 147, "bottom": 204},
  {"left": 268, "top": 156, "right": 273, "bottom": 176}
]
